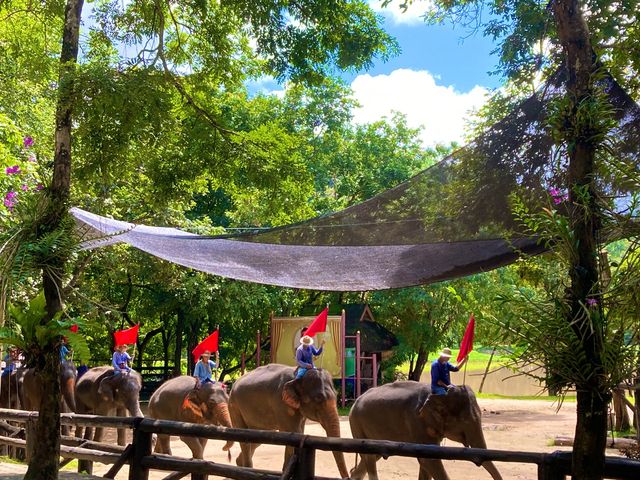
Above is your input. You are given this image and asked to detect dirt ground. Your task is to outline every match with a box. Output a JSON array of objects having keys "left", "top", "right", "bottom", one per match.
[{"left": 76, "top": 397, "right": 593, "bottom": 480}]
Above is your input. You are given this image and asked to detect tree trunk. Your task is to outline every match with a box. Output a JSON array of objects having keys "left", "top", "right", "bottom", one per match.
[
  {"left": 613, "top": 388, "right": 631, "bottom": 431},
  {"left": 552, "top": 2, "right": 610, "bottom": 479},
  {"left": 408, "top": 346, "right": 428, "bottom": 382},
  {"left": 25, "top": 0, "right": 84, "bottom": 479},
  {"left": 174, "top": 310, "right": 185, "bottom": 376}
]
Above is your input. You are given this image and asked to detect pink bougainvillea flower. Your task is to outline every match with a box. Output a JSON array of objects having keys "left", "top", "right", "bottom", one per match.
[
  {"left": 5, "top": 191, "right": 17, "bottom": 200},
  {"left": 23, "top": 136, "right": 34, "bottom": 148},
  {"left": 4, "top": 191, "right": 17, "bottom": 211},
  {"left": 20, "top": 184, "right": 29, "bottom": 191},
  {"left": 586, "top": 298, "right": 598, "bottom": 308},
  {"left": 35, "top": 183, "right": 44, "bottom": 191},
  {"left": 548, "top": 188, "right": 560, "bottom": 197},
  {"left": 5, "top": 165, "right": 21, "bottom": 175}
]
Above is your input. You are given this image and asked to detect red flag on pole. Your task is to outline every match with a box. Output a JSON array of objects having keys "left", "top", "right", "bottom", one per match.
[
  {"left": 113, "top": 324, "right": 139, "bottom": 346},
  {"left": 457, "top": 314, "right": 475, "bottom": 362},
  {"left": 305, "top": 307, "right": 328, "bottom": 337},
  {"left": 192, "top": 330, "right": 219, "bottom": 361},
  {"left": 69, "top": 324, "right": 79, "bottom": 333}
]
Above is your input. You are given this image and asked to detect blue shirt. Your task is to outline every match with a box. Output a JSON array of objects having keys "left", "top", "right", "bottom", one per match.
[
  {"left": 431, "top": 359, "right": 459, "bottom": 389},
  {"left": 193, "top": 359, "right": 216, "bottom": 382},
  {"left": 60, "top": 345, "right": 70, "bottom": 362},
  {"left": 295, "top": 344, "right": 323, "bottom": 369},
  {"left": 112, "top": 351, "right": 132, "bottom": 371}
]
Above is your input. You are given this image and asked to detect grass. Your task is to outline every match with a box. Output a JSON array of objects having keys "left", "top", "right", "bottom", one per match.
[
  {"left": 61, "top": 459, "right": 79, "bottom": 471},
  {"left": 0, "top": 455, "right": 24, "bottom": 465},
  {"left": 397, "top": 346, "right": 511, "bottom": 375},
  {"left": 476, "top": 392, "right": 577, "bottom": 402}
]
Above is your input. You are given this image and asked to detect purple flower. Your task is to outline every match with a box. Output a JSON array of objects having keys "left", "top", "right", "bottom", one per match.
[
  {"left": 28, "top": 155, "right": 36, "bottom": 163},
  {"left": 20, "top": 184, "right": 29, "bottom": 191},
  {"left": 35, "top": 183, "right": 44, "bottom": 191},
  {"left": 548, "top": 188, "right": 560, "bottom": 197},
  {"left": 23, "top": 136, "right": 34, "bottom": 149},
  {"left": 586, "top": 298, "right": 598, "bottom": 308},
  {"left": 3, "top": 191, "right": 17, "bottom": 211},
  {"left": 553, "top": 196, "right": 563, "bottom": 205},
  {"left": 5, "top": 165, "right": 21, "bottom": 175}
]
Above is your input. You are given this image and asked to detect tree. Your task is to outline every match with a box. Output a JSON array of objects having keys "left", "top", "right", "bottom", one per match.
[
  {"left": 0, "top": 1, "right": 397, "bottom": 478},
  {"left": 419, "top": 0, "right": 638, "bottom": 477}
]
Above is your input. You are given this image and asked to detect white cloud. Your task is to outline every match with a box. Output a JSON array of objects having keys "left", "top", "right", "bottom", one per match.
[
  {"left": 350, "top": 69, "right": 488, "bottom": 146},
  {"left": 368, "top": 0, "right": 433, "bottom": 26}
]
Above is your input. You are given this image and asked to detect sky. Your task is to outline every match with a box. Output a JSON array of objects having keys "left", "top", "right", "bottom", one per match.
[{"left": 252, "top": 1, "right": 504, "bottom": 147}]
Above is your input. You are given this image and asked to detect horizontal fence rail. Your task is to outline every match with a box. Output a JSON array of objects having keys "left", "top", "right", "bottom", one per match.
[{"left": 1, "top": 408, "right": 639, "bottom": 480}]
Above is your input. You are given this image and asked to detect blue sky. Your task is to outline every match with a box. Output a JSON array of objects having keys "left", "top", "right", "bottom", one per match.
[
  {"left": 343, "top": 3, "right": 502, "bottom": 92},
  {"left": 252, "top": 1, "right": 504, "bottom": 147}
]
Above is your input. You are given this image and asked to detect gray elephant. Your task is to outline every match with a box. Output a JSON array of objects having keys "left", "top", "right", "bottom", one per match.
[
  {"left": 229, "top": 364, "right": 349, "bottom": 478},
  {"left": 75, "top": 366, "right": 143, "bottom": 444},
  {"left": 0, "top": 371, "right": 21, "bottom": 409},
  {"left": 20, "top": 361, "right": 77, "bottom": 413},
  {"left": 149, "top": 376, "right": 234, "bottom": 459},
  {"left": 349, "top": 381, "right": 503, "bottom": 480}
]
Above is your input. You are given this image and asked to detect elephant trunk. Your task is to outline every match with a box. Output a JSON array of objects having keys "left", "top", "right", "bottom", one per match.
[
  {"left": 466, "top": 427, "right": 503, "bottom": 480},
  {"left": 126, "top": 398, "right": 144, "bottom": 418},
  {"left": 318, "top": 400, "right": 349, "bottom": 479},
  {"left": 213, "top": 402, "right": 235, "bottom": 452}
]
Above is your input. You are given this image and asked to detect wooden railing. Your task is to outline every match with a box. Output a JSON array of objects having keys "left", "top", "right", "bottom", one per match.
[{"left": 1, "top": 408, "right": 639, "bottom": 480}]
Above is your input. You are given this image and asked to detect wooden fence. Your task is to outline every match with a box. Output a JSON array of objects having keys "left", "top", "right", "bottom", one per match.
[{"left": 1, "top": 408, "right": 639, "bottom": 480}]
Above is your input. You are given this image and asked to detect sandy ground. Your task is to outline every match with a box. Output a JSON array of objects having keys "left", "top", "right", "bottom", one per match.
[{"left": 75, "top": 398, "right": 585, "bottom": 479}]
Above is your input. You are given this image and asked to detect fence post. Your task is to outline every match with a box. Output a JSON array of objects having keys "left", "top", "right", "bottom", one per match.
[
  {"left": 129, "top": 419, "right": 153, "bottom": 480},
  {"left": 538, "top": 452, "right": 568, "bottom": 480},
  {"left": 292, "top": 446, "right": 316, "bottom": 480}
]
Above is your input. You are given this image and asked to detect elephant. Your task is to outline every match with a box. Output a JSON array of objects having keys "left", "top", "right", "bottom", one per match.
[
  {"left": 148, "top": 376, "right": 234, "bottom": 459},
  {"left": 75, "top": 366, "right": 143, "bottom": 444},
  {"left": 0, "top": 370, "right": 21, "bottom": 409},
  {"left": 228, "top": 364, "right": 350, "bottom": 478},
  {"left": 20, "top": 361, "right": 77, "bottom": 413},
  {"left": 349, "top": 381, "right": 503, "bottom": 480}
]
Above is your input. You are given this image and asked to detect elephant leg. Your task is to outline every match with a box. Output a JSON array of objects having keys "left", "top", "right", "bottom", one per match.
[
  {"left": 181, "top": 435, "right": 205, "bottom": 459},
  {"left": 362, "top": 454, "right": 381, "bottom": 480},
  {"left": 418, "top": 458, "right": 450, "bottom": 480},
  {"left": 418, "top": 464, "right": 433, "bottom": 480},
  {"left": 155, "top": 434, "right": 172, "bottom": 455},
  {"left": 93, "top": 427, "right": 105, "bottom": 442},
  {"left": 237, "top": 442, "right": 258, "bottom": 468},
  {"left": 116, "top": 407, "right": 127, "bottom": 445},
  {"left": 349, "top": 455, "right": 369, "bottom": 480}
]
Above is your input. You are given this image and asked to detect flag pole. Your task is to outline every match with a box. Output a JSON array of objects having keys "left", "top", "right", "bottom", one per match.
[
  {"left": 463, "top": 355, "right": 468, "bottom": 385},
  {"left": 214, "top": 324, "right": 220, "bottom": 382},
  {"left": 319, "top": 303, "right": 329, "bottom": 369}
]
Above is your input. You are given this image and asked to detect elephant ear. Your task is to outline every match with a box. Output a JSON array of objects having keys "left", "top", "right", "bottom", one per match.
[
  {"left": 282, "top": 380, "right": 301, "bottom": 412},
  {"left": 419, "top": 393, "right": 447, "bottom": 439},
  {"left": 181, "top": 392, "right": 206, "bottom": 423}
]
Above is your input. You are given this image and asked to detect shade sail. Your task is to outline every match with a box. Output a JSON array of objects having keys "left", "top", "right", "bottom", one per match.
[{"left": 71, "top": 70, "right": 640, "bottom": 291}]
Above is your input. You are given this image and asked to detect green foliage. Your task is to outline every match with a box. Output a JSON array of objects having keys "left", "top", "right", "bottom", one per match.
[{"left": 0, "top": 291, "right": 90, "bottom": 365}]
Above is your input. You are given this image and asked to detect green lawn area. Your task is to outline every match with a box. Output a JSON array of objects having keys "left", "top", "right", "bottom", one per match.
[{"left": 397, "top": 346, "right": 511, "bottom": 375}]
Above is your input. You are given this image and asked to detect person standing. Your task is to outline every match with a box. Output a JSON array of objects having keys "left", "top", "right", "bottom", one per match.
[{"left": 430, "top": 347, "right": 468, "bottom": 395}]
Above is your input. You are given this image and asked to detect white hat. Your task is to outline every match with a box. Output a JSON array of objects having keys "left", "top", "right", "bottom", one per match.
[
  {"left": 300, "top": 335, "right": 314, "bottom": 346},
  {"left": 438, "top": 348, "right": 452, "bottom": 358}
]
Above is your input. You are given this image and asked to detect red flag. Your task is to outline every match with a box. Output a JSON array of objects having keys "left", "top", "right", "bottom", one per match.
[
  {"left": 114, "top": 324, "right": 139, "bottom": 346},
  {"left": 69, "top": 324, "right": 79, "bottom": 333},
  {"left": 305, "top": 307, "right": 328, "bottom": 337},
  {"left": 457, "top": 314, "right": 475, "bottom": 362},
  {"left": 192, "top": 330, "right": 219, "bottom": 361}
]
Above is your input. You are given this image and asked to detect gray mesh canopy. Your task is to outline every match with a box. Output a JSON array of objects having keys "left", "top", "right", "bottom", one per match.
[{"left": 72, "top": 72, "right": 640, "bottom": 291}]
